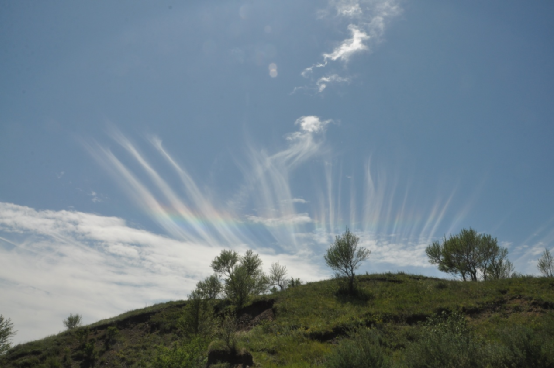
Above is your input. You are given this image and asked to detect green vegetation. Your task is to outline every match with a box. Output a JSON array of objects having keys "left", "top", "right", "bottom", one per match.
[
  {"left": 269, "top": 262, "right": 289, "bottom": 291},
  {"left": 211, "top": 249, "right": 270, "bottom": 309},
  {"left": 2, "top": 273, "right": 553, "bottom": 367},
  {"left": 324, "top": 228, "right": 371, "bottom": 295},
  {"left": 537, "top": 248, "right": 554, "bottom": 277},
  {"left": 1, "top": 231, "right": 552, "bottom": 367},
  {"left": 426, "top": 228, "right": 514, "bottom": 281},
  {"left": 0, "top": 315, "right": 16, "bottom": 355},
  {"left": 63, "top": 314, "right": 82, "bottom": 331}
]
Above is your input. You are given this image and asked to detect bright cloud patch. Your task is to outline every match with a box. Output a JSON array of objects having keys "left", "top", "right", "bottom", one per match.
[
  {"left": 300, "top": 0, "right": 402, "bottom": 93},
  {"left": 317, "top": 74, "right": 350, "bottom": 92},
  {"left": 0, "top": 202, "right": 327, "bottom": 344},
  {"left": 246, "top": 213, "right": 312, "bottom": 227},
  {"left": 294, "top": 116, "right": 332, "bottom": 133},
  {"left": 323, "top": 25, "right": 369, "bottom": 63}
]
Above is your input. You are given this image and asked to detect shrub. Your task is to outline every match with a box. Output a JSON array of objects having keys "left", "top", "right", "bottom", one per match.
[
  {"left": 63, "top": 314, "right": 82, "bottom": 330},
  {"left": 537, "top": 248, "right": 554, "bottom": 277},
  {"left": 152, "top": 336, "right": 208, "bottom": 368},
  {"left": 104, "top": 326, "right": 119, "bottom": 349},
  {"left": 289, "top": 278, "right": 302, "bottom": 287},
  {"left": 404, "top": 311, "right": 485, "bottom": 368},
  {"left": 178, "top": 293, "right": 217, "bottom": 337},
  {"left": 325, "top": 328, "right": 387, "bottom": 368},
  {"left": 492, "top": 325, "right": 554, "bottom": 368},
  {"left": 218, "top": 314, "right": 238, "bottom": 353},
  {"left": 269, "top": 262, "right": 288, "bottom": 291},
  {"left": 62, "top": 347, "right": 72, "bottom": 368},
  {"left": 82, "top": 340, "right": 98, "bottom": 367},
  {"left": 40, "top": 356, "right": 62, "bottom": 368}
]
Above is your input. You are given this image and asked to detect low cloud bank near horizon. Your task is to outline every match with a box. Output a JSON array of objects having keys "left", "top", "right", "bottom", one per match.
[{"left": 0, "top": 202, "right": 327, "bottom": 344}]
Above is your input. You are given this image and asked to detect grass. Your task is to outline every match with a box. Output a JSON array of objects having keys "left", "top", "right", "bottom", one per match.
[{"left": 1, "top": 273, "right": 553, "bottom": 367}]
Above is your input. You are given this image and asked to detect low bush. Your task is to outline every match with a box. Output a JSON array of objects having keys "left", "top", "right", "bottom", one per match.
[
  {"left": 404, "top": 311, "right": 485, "bottom": 368},
  {"left": 492, "top": 324, "right": 554, "bottom": 368},
  {"left": 63, "top": 314, "right": 82, "bottom": 330},
  {"left": 152, "top": 336, "right": 208, "bottom": 368},
  {"left": 324, "top": 328, "right": 387, "bottom": 368}
]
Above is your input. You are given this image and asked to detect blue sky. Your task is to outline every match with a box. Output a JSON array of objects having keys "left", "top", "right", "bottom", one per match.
[{"left": 1, "top": 0, "right": 553, "bottom": 344}]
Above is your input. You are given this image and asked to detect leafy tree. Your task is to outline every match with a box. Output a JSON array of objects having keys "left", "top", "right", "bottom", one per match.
[
  {"left": 211, "top": 249, "right": 239, "bottom": 278},
  {"left": 181, "top": 289, "right": 217, "bottom": 337},
  {"left": 537, "top": 248, "right": 554, "bottom": 277},
  {"left": 324, "top": 228, "right": 371, "bottom": 295},
  {"left": 269, "top": 262, "right": 288, "bottom": 291},
  {"left": 195, "top": 275, "right": 222, "bottom": 300},
  {"left": 63, "top": 313, "right": 82, "bottom": 330},
  {"left": 426, "top": 228, "right": 512, "bottom": 281},
  {"left": 0, "top": 314, "right": 16, "bottom": 355},
  {"left": 485, "top": 247, "right": 515, "bottom": 280},
  {"left": 211, "top": 249, "right": 269, "bottom": 308}
]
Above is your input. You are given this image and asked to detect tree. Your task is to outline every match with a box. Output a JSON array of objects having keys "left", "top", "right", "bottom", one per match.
[
  {"left": 195, "top": 275, "right": 222, "bottom": 300},
  {"left": 63, "top": 313, "right": 82, "bottom": 330},
  {"left": 537, "top": 248, "right": 554, "bottom": 277},
  {"left": 324, "top": 228, "right": 371, "bottom": 295},
  {"left": 211, "top": 249, "right": 269, "bottom": 308},
  {"left": 485, "top": 247, "right": 515, "bottom": 280},
  {"left": 0, "top": 315, "right": 16, "bottom": 355},
  {"left": 182, "top": 289, "right": 217, "bottom": 336},
  {"left": 426, "top": 228, "right": 512, "bottom": 281},
  {"left": 269, "top": 262, "right": 288, "bottom": 291},
  {"left": 211, "top": 250, "right": 239, "bottom": 278}
]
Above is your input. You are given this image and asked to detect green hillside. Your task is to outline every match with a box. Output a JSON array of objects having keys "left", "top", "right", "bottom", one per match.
[{"left": 2, "top": 273, "right": 554, "bottom": 367}]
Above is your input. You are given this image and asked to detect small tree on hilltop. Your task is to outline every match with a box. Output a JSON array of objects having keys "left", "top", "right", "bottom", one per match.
[
  {"left": 269, "top": 262, "right": 288, "bottom": 291},
  {"left": 0, "top": 315, "right": 16, "bottom": 355},
  {"left": 63, "top": 313, "right": 82, "bottom": 330},
  {"left": 426, "top": 228, "right": 513, "bottom": 281},
  {"left": 537, "top": 248, "right": 554, "bottom": 277},
  {"left": 211, "top": 249, "right": 269, "bottom": 309},
  {"left": 324, "top": 228, "right": 371, "bottom": 295},
  {"left": 485, "top": 247, "right": 515, "bottom": 280}
]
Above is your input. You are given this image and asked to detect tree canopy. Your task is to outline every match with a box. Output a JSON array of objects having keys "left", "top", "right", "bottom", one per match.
[
  {"left": 426, "top": 228, "right": 513, "bottom": 281},
  {"left": 0, "top": 315, "right": 16, "bottom": 355},
  {"left": 324, "top": 228, "right": 371, "bottom": 294},
  {"left": 211, "top": 249, "right": 269, "bottom": 308},
  {"left": 537, "top": 248, "right": 554, "bottom": 278}
]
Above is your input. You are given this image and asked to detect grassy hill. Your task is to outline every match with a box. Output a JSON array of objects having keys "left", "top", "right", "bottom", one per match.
[{"left": 2, "top": 272, "right": 554, "bottom": 367}]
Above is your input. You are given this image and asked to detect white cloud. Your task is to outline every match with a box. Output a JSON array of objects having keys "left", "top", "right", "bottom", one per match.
[
  {"left": 316, "top": 74, "right": 350, "bottom": 92},
  {"left": 0, "top": 202, "right": 328, "bottom": 344},
  {"left": 336, "top": 2, "right": 363, "bottom": 17},
  {"left": 246, "top": 213, "right": 312, "bottom": 227},
  {"left": 323, "top": 25, "right": 370, "bottom": 63},
  {"left": 299, "top": 0, "right": 402, "bottom": 92},
  {"left": 294, "top": 116, "right": 332, "bottom": 133}
]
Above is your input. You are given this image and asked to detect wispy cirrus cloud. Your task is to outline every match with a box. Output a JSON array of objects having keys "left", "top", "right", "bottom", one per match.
[
  {"left": 298, "top": 0, "right": 402, "bottom": 93},
  {"left": 2, "top": 116, "right": 513, "bottom": 343},
  {"left": 316, "top": 74, "right": 350, "bottom": 92},
  {"left": 246, "top": 213, "right": 312, "bottom": 227}
]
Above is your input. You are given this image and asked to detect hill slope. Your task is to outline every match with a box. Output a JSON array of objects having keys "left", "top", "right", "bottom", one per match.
[{"left": 2, "top": 273, "right": 554, "bottom": 367}]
